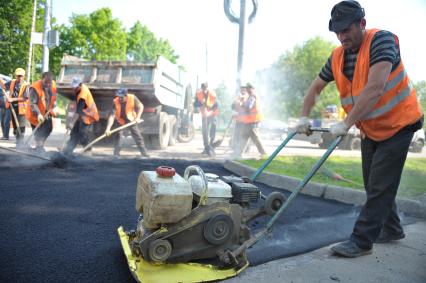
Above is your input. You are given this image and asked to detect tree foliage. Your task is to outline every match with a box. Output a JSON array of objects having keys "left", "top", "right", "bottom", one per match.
[
  {"left": 265, "top": 36, "right": 338, "bottom": 119},
  {"left": 414, "top": 80, "right": 426, "bottom": 129}
]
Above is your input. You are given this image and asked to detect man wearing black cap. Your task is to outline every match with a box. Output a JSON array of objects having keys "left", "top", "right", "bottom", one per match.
[
  {"left": 105, "top": 88, "right": 149, "bottom": 158},
  {"left": 296, "top": 1, "right": 423, "bottom": 257}
]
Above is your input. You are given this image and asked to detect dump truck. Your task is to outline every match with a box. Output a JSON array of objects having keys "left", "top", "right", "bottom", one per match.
[{"left": 56, "top": 55, "right": 195, "bottom": 149}]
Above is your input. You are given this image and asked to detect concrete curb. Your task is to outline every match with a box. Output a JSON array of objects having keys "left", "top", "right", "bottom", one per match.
[{"left": 224, "top": 160, "right": 426, "bottom": 219}]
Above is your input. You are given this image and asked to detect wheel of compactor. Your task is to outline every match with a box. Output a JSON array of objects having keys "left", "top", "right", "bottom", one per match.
[
  {"left": 148, "top": 239, "right": 173, "bottom": 263},
  {"left": 203, "top": 214, "right": 234, "bottom": 245},
  {"left": 264, "top": 192, "right": 286, "bottom": 215}
]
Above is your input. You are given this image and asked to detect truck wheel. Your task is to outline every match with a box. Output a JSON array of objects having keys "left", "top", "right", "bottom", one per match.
[
  {"left": 349, "top": 137, "right": 361, "bottom": 150},
  {"left": 151, "top": 112, "right": 171, "bottom": 150},
  {"left": 168, "top": 116, "right": 178, "bottom": 146},
  {"left": 177, "top": 122, "right": 195, "bottom": 143},
  {"left": 412, "top": 139, "right": 424, "bottom": 153}
]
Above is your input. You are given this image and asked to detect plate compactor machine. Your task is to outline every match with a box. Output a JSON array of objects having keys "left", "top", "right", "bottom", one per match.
[
  {"left": 118, "top": 129, "right": 343, "bottom": 283},
  {"left": 118, "top": 165, "right": 285, "bottom": 283}
]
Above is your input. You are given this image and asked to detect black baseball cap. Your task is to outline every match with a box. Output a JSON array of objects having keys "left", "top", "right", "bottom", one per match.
[{"left": 329, "top": 1, "right": 365, "bottom": 32}]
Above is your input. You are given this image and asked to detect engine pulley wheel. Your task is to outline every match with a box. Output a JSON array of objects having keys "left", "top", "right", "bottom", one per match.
[
  {"left": 203, "top": 214, "right": 234, "bottom": 245},
  {"left": 148, "top": 239, "right": 172, "bottom": 263},
  {"left": 264, "top": 192, "right": 286, "bottom": 215}
]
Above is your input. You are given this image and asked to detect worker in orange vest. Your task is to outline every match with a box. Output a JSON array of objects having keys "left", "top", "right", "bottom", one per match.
[
  {"left": 26, "top": 71, "right": 57, "bottom": 153},
  {"left": 3, "top": 68, "right": 29, "bottom": 147},
  {"left": 62, "top": 77, "right": 100, "bottom": 156},
  {"left": 105, "top": 88, "right": 149, "bottom": 157},
  {"left": 230, "top": 85, "right": 248, "bottom": 155},
  {"left": 233, "top": 83, "right": 266, "bottom": 158},
  {"left": 194, "top": 82, "right": 218, "bottom": 156},
  {"left": 296, "top": 1, "right": 423, "bottom": 258},
  {"left": 0, "top": 77, "right": 11, "bottom": 140}
]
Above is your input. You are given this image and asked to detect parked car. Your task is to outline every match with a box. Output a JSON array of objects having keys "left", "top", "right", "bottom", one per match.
[
  {"left": 410, "top": 128, "right": 425, "bottom": 153},
  {"left": 259, "top": 119, "right": 288, "bottom": 140}
]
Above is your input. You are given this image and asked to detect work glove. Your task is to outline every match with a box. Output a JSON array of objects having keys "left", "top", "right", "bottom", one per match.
[
  {"left": 37, "top": 114, "right": 45, "bottom": 124},
  {"left": 330, "top": 121, "right": 349, "bottom": 137},
  {"left": 296, "top": 116, "right": 311, "bottom": 134},
  {"left": 105, "top": 130, "right": 112, "bottom": 137},
  {"left": 135, "top": 117, "right": 143, "bottom": 123}
]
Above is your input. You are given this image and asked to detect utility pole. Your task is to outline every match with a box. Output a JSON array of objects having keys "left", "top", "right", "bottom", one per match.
[
  {"left": 224, "top": 0, "right": 258, "bottom": 93},
  {"left": 27, "top": 0, "right": 37, "bottom": 82},
  {"left": 42, "top": 0, "right": 52, "bottom": 72}
]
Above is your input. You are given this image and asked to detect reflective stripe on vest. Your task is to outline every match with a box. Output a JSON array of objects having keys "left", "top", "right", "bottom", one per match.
[
  {"left": 196, "top": 90, "right": 219, "bottom": 117},
  {"left": 241, "top": 96, "right": 264, "bottom": 124},
  {"left": 114, "top": 94, "right": 137, "bottom": 125},
  {"left": 8, "top": 79, "right": 28, "bottom": 115},
  {"left": 25, "top": 80, "right": 57, "bottom": 126},
  {"left": 331, "top": 29, "right": 422, "bottom": 141},
  {"left": 77, "top": 84, "right": 99, "bottom": 125}
]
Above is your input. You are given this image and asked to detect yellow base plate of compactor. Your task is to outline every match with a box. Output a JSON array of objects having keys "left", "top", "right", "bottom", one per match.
[{"left": 117, "top": 226, "right": 249, "bottom": 283}]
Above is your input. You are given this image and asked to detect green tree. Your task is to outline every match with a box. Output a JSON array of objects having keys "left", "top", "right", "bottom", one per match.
[
  {"left": 267, "top": 36, "right": 338, "bottom": 119},
  {"left": 127, "top": 21, "right": 178, "bottom": 63},
  {"left": 214, "top": 82, "right": 233, "bottom": 128},
  {"left": 0, "top": 0, "right": 44, "bottom": 78},
  {"left": 414, "top": 80, "right": 426, "bottom": 129}
]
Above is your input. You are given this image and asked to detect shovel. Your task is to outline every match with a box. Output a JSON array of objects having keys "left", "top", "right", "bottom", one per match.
[
  {"left": 211, "top": 117, "right": 234, "bottom": 148},
  {"left": 79, "top": 119, "right": 143, "bottom": 154},
  {"left": 58, "top": 129, "right": 70, "bottom": 151},
  {"left": 2, "top": 90, "right": 22, "bottom": 137}
]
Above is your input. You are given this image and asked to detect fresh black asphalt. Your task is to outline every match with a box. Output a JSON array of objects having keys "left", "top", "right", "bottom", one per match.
[{"left": 0, "top": 155, "right": 408, "bottom": 282}]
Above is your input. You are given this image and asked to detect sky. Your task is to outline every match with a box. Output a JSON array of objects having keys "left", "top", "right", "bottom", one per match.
[{"left": 53, "top": 0, "right": 426, "bottom": 89}]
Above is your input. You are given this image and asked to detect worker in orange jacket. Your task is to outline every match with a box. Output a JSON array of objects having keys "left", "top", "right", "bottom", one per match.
[
  {"left": 3, "top": 68, "right": 29, "bottom": 146},
  {"left": 0, "top": 77, "right": 11, "bottom": 140},
  {"left": 105, "top": 88, "right": 149, "bottom": 158},
  {"left": 296, "top": 1, "right": 423, "bottom": 258},
  {"left": 194, "top": 82, "right": 218, "bottom": 156},
  {"left": 26, "top": 71, "right": 57, "bottom": 153},
  {"left": 63, "top": 77, "right": 100, "bottom": 156}
]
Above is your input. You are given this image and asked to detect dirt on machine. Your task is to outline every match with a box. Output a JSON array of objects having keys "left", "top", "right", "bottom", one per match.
[{"left": 56, "top": 55, "right": 196, "bottom": 150}]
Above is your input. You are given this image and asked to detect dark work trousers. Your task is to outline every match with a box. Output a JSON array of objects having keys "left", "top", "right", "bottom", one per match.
[
  {"left": 31, "top": 117, "right": 53, "bottom": 145},
  {"left": 63, "top": 119, "right": 92, "bottom": 155},
  {"left": 0, "top": 107, "right": 11, "bottom": 138},
  {"left": 112, "top": 122, "right": 147, "bottom": 155},
  {"left": 10, "top": 105, "right": 26, "bottom": 145},
  {"left": 201, "top": 115, "right": 217, "bottom": 150},
  {"left": 350, "top": 124, "right": 418, "bottom": 249},
  {"left": 235, "top": 122, "right": 266, "bottom": 156}
]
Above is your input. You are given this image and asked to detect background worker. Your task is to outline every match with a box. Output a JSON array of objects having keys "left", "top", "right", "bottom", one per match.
[
  {"left": 3, "top": 68, "right": 29, "bottom": 147},
  {"left": 230, "top": 85, "right": 248, "bottom": 155},
  {"left": 105, "top": 88, "right": 149, "bottom": 158},
  {"left": 233, "top": 83, "right": 266, "bottom": 158},
  {"left": 194, "top": 82, "right": 218, "bottom": 156},
  {"left": 0, "top": 78, "right": 11, "bottom": 140},
  {"left": 26, "top": 71, "right": 58, "bottom": 153},
  {"left": 63, "top": 77, "right": 99, "bottom": 156},
  {"left": 296, "top": 0, "right": 423, "bottom": 258}
]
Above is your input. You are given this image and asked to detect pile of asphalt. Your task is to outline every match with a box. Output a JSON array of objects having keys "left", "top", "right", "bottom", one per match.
[{"left": 0, "top": 158, "right": 411, "bottom": 282}]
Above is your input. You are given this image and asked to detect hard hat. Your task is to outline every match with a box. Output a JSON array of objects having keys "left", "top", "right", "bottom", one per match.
[
  {"left": 71, "top": 77, "right": 82, "bottom": 88},
  {"left": 116, "top": 88, "right": 128, "bottom": 97},
  {"left": 15, "top": 68, "right": 25, "bottom": 76}
]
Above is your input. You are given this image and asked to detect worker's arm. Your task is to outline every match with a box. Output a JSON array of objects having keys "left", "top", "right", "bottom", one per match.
[
  {"left": 301, "top": 76, "right": 328, "bottom": 117},
  {"left": 29, "top": 87, "right": 41, "bottom": 115},
  {"left": 105, "top": 103, "right": 117, "bottom": 133},
  {"left": 134, "top": 97, "right": 144, "bottom": 121},
  {"left": 344, "top": 61, "right": 392, "bottom": 127}
]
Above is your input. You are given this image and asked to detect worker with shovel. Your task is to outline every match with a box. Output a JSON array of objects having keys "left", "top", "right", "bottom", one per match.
[
  {"left": 3, "top": 68, "right": 29, "bottom": 147},
  {"left": 25, "top": 71, "right": 57, "bottom": 153},
  {"left": 194, "top": 82, "right": 218, "bottom": 156},
  {"left": 296, "top": 0, "right": 423, "bottom": 258},
  {"left": 104, "top": 88, "right": 149, "bottom": 158},
  {"left": 62, "top": 77, "right": 99, "bottom": 157}
]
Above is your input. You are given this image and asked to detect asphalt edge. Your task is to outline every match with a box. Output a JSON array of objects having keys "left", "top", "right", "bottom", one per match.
[{"left": 223, "top": 160, "right": 426, "bottom": 219}]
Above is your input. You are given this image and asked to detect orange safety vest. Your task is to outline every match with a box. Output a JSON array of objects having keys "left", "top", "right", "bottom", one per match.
[
  {"left": 76, "top": 84, "right": 99, "bottom": 125},
  {"left": 196, "top": 89, "right": 219, "bottom": 117},
  {"left": 331, "top": 29, "right": 423, "bottom": 141},
  {"left": 241, "top": 94, "right": 264, "bottom": 124},
  {"left": 25, "top": 80, "right": 57, "bottom": 126},
  {"left": 113, "top": 94, "right": 139, "bottom": 125},
  {"left": 7, "top": 79, "right": 28, "bottom": 115}
]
